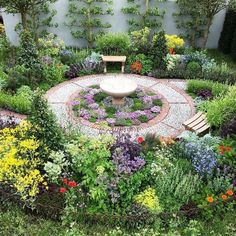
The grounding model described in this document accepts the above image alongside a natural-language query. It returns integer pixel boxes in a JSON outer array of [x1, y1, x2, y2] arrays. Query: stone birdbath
[[100, 78, 137, 105]]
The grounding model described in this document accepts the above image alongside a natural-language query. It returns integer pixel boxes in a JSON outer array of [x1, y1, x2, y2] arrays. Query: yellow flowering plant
[[165, 35, 185, 50], [134, 187, 162, 213], [0, 121, 47, 202]]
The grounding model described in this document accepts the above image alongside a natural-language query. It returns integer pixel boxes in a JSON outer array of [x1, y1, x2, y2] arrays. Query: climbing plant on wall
[[66, 0, 113, 48], [174, 0, 206, 48], [175, 0, 236, 48], [121, 0, 166, 32]]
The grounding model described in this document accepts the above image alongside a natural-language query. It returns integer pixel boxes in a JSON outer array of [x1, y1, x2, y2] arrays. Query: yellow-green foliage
[[134, 187, 162, 212], [165, 35, 185, 49], [202, 86, 236, 127], [0, 121, 47, 201], [0, 24, 5, 35]]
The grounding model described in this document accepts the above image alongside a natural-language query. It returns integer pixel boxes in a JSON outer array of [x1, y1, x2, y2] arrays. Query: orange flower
[[207, 196, 214, 203], [226, 189, 234, 196], [218, 145, 225, 151], [226, 146, 231, 152], [131, 61, 142, 74], [221, 194, 228, 200]]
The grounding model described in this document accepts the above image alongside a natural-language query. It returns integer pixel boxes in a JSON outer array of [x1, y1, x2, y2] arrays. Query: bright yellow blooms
[[165, 35, 185, 50], [134, 187, 162, 212], [0, 121, 46, 201]]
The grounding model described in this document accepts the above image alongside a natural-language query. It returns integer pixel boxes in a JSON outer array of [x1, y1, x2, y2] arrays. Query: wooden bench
[[101, 56, 127, 73], [183, 112, 210, 135]]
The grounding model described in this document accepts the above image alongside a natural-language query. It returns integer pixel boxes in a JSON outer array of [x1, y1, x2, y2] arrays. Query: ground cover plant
[[71, 85, 162, 127]]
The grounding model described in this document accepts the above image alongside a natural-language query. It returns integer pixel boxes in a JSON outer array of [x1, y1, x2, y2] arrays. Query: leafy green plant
[[66, 0, 113, 48], [96, 33, 131, 55], [186, 61, 201, 72], [29, 90, 64, 154], [128, 54, 153, 75], [150, 30, 168, 69], [187, 80, 229, 97], [200, 86, 236, 127], [121, 0, 165, 31]]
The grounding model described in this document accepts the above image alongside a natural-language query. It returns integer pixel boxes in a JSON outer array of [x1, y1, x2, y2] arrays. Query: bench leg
[[104, 62, 107, 74], [121, 62, 125, 73]]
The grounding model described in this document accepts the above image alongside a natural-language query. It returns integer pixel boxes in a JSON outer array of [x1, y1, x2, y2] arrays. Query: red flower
[[226, 146, 231, 152], [68, 181, 77, 187], [59, 187, 66, 193], [169, 48, 175, 54], [63, 178, 68, 185], [137, 136, 144, 143], [219, 145, 225, 151]]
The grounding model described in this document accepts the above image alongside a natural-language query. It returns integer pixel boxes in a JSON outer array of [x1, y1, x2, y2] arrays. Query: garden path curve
[[45, 74, 195, 138]]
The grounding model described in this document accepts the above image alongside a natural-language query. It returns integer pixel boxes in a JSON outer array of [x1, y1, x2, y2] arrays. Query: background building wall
[[2, 0, 226, 48]]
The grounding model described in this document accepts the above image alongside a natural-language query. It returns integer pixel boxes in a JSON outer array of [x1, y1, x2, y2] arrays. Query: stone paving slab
[[151, 83, 187, 103], [169, 81, 187, 90]]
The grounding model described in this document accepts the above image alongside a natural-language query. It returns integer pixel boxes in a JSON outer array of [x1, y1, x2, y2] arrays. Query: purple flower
[[152, 94, 162, 100], [115, 112, 129, 119], [88, 103, 99, 109], [71, 100, 80, 106], [128, 112, 139, 120], [95, 108, 107, 119], [106, 118, 116, 125], [141, 96, 153, 103], [151, 106, 161, 113], [79, 109, 91, 120]]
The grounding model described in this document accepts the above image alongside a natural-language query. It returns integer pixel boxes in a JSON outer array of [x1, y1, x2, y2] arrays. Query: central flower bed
[[71, 85, 162, 127]]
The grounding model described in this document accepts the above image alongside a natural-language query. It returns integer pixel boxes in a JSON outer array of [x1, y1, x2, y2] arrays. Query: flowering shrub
[[38, 34, 65, 57], [0, 121, 47, 202], [134, 188, 162, 212], [165, 35, 184, 50], [131, 61, 142, 74]]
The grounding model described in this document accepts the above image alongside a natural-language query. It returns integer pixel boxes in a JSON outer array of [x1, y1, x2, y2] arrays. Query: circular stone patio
[[45, 74, 195, 138]]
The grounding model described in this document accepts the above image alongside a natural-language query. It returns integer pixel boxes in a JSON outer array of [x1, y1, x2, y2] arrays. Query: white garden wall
[[2, 0, 226, 48]]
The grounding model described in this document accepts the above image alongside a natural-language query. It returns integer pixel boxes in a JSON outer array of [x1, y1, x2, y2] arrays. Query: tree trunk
[[202, 17, 213, 49], [21, 12, 28, 30]]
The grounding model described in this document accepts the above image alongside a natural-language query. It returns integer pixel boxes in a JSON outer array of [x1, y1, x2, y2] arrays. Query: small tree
[[150, 30, 168, 69], [0, 0, 57, 31], [218, 10, 236, 54], [174, 0, 206, 48], [201, 0, 236, 48], [66, 0, 113, 48], [122, 0, 165, 32]]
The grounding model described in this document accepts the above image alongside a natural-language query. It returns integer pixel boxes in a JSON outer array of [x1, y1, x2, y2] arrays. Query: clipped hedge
[[218, 10, 236, 54], [187, 80, 229, 97]]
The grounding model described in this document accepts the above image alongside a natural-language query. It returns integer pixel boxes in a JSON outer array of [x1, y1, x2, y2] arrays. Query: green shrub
[[231, 29, 236, 61], [74, 49, 91, 63], [94, 92, 107, 103], [128, 54, 153, 75], [105, 106, 116, 115], [187, 80, 229, 97], [186, 61, 201, 72], [131, 101, 144, 111], [29, 90, 64, 154], [153, 99, 163, 107], [96, 33, 131, 55], [218, 10, 236, 54], [138, 115, 148, 123], [0, 67, 7, 90], [201, 86, 236, 128], [150, 30, 168, 69], [0, 91, 32, 114]]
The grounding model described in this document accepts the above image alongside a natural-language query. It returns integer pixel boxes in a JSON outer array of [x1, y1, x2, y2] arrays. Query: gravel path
[[45, 74, 195, 138]]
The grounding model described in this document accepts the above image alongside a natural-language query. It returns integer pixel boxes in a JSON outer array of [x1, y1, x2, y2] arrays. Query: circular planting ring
[[45, 74, 195, 138]]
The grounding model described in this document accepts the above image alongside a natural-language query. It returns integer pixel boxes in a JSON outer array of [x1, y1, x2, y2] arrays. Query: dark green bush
[[105, 106, 116, 115], [231, 29, 236, 61], [218, 10, 236, 54], [187, 80, 229, 97], [29, 91, 64, 154], [150, 30, 168, 69], [138, 115, 148, 123], [94, 92, 107, 103], [186, 61, 201, 72], [96, 33, 131, 55]]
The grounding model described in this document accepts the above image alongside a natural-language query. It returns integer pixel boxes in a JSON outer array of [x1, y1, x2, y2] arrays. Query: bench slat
[[183, 112, 203, 127], [192, 120, 207, 131], [196, 124, 210, 135], [187, 114, 206, 129]]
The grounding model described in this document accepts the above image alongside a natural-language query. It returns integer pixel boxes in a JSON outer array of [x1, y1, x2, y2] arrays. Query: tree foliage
[[66, 0, 113, 48], [122, 0, 166, 32]]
